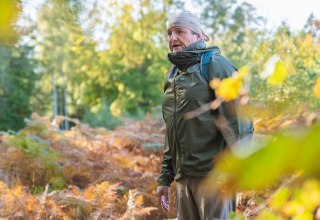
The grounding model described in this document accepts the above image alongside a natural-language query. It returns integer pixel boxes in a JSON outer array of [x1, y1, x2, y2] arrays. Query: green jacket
[[158, 41, 240, 186]]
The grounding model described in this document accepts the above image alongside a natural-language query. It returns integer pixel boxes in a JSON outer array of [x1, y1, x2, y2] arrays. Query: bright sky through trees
[[24, 0, 320, 32], [185, 0, 320, 31], [238, 0, 320, 31]]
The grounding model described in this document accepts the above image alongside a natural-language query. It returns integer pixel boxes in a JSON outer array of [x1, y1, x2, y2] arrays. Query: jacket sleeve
[[157, 133, 175, 186], [209, 55, 240, 146]]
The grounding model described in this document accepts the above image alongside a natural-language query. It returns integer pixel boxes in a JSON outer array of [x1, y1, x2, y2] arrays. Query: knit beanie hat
[[167, 11, 209, 41]]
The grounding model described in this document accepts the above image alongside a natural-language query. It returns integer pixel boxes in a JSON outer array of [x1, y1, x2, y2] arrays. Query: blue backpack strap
[[200, 50, 214, 82]]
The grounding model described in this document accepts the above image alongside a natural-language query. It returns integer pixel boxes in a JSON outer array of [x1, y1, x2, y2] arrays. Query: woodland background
[[0, 0, 320, 219]]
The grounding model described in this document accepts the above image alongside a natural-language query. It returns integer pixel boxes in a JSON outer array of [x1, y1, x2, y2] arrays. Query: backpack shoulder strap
[[201, 51, 255, 138], [200, 50, 214, 82]]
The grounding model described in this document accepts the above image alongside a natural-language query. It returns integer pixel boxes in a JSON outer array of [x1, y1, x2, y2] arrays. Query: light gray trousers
[[176, 177, 235, 220]]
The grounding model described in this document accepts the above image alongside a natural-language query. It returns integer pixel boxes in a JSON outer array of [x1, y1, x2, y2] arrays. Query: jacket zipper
[[173, 71, 183, 176]]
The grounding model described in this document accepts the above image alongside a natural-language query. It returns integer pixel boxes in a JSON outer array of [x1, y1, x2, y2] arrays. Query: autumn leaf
[[260, 55, 280, 79], [206, 125, 320, 193], [211, 66, 249, 101], [255, 210, 278, 220], [0, 0, 21, 44], [314, 78, 320, 98], [270, 187, 290, 210], [300, 179, 320, 211], [216, 77, 242, 101], [237, 65, 251, 79], [209, 78, 220, 89], [267, 61, 289, 85]]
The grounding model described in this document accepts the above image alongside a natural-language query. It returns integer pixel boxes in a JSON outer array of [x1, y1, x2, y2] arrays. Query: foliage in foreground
[[202, 53, 320, 219]]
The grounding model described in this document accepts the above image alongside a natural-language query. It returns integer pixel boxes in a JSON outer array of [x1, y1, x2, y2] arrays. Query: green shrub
[[82, 99, 121, 130]]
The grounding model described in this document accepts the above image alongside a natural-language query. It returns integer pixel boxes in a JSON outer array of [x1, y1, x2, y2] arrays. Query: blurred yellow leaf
[[209, 78, 220, 89], [110, 101, 122, 116], [117, 83, 125, 92], [213, 66, 249, 101], [255, 210, 277, 220], [260, 55, 280, 79], [0, 0, 16, 26], [237, 65, 250, 79], [295, 125, 320, 176], [293, 212, 313, 220], [270, 187, 290, 210], [216, 78, 242, 101], [300, 179, 320, 211], [282, 200, 302, 217], [0, 0, 21, 44], [206, 124, 320, 203], [314, 78, 320, 98], [267, 61, 289, 85]]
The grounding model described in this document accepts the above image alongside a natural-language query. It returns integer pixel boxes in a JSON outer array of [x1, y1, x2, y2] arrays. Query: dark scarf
[[168, 40, 206, 72]]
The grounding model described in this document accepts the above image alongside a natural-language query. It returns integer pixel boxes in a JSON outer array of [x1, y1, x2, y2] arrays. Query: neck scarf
[[168, 40, 205, 72]]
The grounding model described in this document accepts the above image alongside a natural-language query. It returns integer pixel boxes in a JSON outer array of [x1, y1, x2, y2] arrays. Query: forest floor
[[0, 113, 177, 220], [0, 109, 310, 220]]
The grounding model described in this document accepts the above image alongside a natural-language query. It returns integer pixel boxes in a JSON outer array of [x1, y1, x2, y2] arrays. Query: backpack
[[200, 51, 254, 140]]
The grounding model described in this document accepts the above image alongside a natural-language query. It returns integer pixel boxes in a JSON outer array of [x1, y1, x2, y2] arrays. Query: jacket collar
[[168, 40, 221, 72]]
